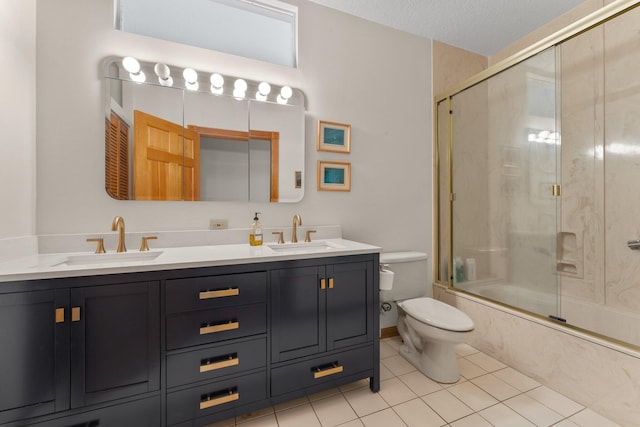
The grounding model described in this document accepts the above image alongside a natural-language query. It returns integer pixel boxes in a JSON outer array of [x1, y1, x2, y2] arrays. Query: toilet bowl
[[396, 297, 474, 383], [379, 251, 475, 383]]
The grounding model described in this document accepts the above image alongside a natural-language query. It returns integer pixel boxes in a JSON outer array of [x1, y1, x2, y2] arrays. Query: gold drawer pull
[[199, 288, 240, 300], [55, 308, 65, 323], [200, 355, 240, 373], [200, 320, 239, 335], [329, 278, 334, 289], [313, 363, 344, 379], [320, 278, 326, 290], [72, 307, 81, 322], [200, 389, 239, 410]]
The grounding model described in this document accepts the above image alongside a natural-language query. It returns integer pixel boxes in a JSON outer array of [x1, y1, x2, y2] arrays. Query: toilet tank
[[379, 251, 429, 302]]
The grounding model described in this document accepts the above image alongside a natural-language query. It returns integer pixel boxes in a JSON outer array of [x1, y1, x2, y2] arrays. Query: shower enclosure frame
[[434, 0, 640, 351]]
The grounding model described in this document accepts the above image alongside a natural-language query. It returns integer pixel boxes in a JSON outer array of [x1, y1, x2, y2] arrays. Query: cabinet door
[[70, 281, 160, 408], [0, 290, 69, 424], [326, 261, 374, 350], [270, 266, 326, 362]]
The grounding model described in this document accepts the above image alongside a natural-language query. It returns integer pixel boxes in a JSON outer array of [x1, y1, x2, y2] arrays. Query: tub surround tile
[[454, 291, 640, 426]]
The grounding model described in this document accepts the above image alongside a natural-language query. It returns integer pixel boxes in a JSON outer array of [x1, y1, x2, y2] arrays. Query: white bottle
[[465, 258, 476, 281]]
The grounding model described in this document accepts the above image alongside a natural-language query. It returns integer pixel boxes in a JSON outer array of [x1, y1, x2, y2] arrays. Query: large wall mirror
[[103, 56, 305, 202]]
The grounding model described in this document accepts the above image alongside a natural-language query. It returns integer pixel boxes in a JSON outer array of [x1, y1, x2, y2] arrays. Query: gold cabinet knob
[[86, 238, 105, 254], [140, 236, 158, 251]]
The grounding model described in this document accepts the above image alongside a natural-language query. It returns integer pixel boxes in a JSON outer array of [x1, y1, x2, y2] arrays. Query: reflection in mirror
[[103, 56, 305, 202]]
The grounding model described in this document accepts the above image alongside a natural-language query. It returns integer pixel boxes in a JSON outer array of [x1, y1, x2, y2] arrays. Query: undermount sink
[[53, 251, 163, 267], [265, 240, 344, 254]]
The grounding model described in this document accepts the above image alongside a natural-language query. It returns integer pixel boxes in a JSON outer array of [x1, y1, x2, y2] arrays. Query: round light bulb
[[276, 94, 288, 104], [234, 78, 248, 92], [210, 73, 224, 88], [131, 70, 146, 83], [122, 56, 141, 74], [210, 85, 224, 95], [159, 76, 173, 87], [154, 63, 171, 80], [258, 82, 271, 96], [183, 68, 198, 84], [233, 87, 246, 99], [255, 91, 267, 101], [280, 85, 293, 100]]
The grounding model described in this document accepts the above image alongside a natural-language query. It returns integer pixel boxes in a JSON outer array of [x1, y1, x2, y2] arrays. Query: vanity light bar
[[103, 56, 303, 106]]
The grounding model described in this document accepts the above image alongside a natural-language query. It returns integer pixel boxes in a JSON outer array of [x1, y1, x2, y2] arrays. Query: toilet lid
[[398, 297, 474, 332]]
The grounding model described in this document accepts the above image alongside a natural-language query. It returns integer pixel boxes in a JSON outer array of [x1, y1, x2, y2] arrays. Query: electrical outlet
[[209, 219, 228, 230]]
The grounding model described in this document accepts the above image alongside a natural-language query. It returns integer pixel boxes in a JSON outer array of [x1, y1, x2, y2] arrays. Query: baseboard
[[380, 326, 399, 339]]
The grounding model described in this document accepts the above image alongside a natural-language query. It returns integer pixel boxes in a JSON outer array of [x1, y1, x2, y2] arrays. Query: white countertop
[[0, 238, 381, 283]]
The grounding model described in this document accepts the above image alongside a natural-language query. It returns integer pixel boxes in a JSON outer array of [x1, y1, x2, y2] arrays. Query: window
[[115, 0, 298, 68]]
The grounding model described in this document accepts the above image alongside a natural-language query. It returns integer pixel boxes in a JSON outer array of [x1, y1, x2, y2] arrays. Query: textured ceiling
[[307, 0, 586, 56]]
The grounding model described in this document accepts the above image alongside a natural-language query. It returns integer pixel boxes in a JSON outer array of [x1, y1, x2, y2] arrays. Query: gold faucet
[[291, 214, 302, 243], [111, 216, 127, 253]]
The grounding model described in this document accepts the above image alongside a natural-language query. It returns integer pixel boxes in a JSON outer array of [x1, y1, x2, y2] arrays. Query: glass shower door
[[449, 47, 560, 319]]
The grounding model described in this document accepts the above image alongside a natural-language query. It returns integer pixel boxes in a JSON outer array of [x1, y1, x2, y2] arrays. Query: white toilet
[[380, 252, 474, 383]]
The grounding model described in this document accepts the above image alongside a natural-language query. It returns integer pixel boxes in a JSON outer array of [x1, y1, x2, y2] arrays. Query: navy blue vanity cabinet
[[164, 271, 269, 426], [0, 279, 161, 426], [0, 290, 69, 425], [270, 256, 380, 397], [69, 281, 160, 408]]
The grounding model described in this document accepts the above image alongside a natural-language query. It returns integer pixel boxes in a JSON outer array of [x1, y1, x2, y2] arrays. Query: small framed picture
[[317, 120, 351, 153], [317, 161, 351, 192]]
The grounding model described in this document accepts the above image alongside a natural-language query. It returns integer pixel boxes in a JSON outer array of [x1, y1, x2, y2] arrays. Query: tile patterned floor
[[207, 337, 622, 427]]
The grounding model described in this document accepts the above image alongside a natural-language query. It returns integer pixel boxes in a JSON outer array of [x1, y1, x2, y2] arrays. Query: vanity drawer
[[167, 338, 266, 388], [271, 346, 373, 396], [166, 371, 266, 426], [166, 303, 266, 350], [166, 271, 267, 314]]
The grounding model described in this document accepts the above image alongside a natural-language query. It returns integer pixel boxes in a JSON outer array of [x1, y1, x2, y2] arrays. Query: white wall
[[0, 0, 36, 241], [35, 0, 432, 266]]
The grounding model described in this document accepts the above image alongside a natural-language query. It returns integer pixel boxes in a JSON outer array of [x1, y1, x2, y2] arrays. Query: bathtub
[[456, 280, 640, 347]]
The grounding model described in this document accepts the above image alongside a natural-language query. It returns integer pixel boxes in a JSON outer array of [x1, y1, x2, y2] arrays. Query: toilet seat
[[398, 297, 474, 332]]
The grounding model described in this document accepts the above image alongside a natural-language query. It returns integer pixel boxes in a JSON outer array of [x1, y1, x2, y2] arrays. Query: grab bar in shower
[[627, 240, 640, 250]]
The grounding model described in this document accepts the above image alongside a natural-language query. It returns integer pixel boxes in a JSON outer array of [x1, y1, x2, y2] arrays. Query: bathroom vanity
[[0, 240, 379, 426]]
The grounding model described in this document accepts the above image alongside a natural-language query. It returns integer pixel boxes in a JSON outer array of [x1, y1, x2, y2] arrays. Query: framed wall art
[[317, 161, 351, 192], [317, 120, 351, 153]]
